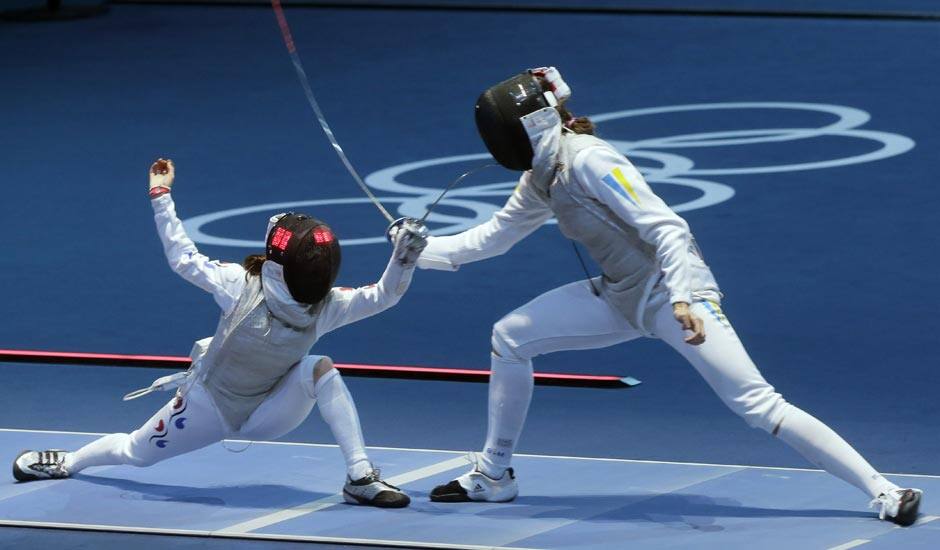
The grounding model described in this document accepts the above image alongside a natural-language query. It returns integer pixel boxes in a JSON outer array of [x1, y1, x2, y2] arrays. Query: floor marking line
[[502, 465, 745, 547], [0, 428, 111, 437], [825, 514, 940, 550], [915, 515, 940, 525], [826, 539, 871, 550], [214, 455, 469, 535], [3, 427, 940, 479], [0, 519, 541, 550]]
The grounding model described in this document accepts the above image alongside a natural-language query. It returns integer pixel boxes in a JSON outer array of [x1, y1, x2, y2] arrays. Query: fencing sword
[[269, 0, 495, 237], [270, 0, 394, 224]]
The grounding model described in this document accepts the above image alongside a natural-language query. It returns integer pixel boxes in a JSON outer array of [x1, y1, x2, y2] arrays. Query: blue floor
[[3, 429, 938, 549], [1, 1, 939, 548]]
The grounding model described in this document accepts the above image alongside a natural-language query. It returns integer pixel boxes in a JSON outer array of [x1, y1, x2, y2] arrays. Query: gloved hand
[[529, 66, 571, 103], [389, 217, 429, 266], [149, 158, 175, 199]]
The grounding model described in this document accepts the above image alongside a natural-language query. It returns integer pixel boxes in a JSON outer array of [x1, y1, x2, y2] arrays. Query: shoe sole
[[342, 489, 410, 508], [430, 491, 517, 503], [429, 491, 473, 503]]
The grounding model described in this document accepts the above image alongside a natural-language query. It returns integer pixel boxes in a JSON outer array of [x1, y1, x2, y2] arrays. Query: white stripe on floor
[[825, 515, 940, 550], [214, 455, 469, 535], [826, 539, 870, 550], [0, 519, 540, 550]]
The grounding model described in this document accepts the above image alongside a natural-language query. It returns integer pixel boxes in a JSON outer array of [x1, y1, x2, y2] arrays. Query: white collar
[[521, 106, 564, 192], [261, 261, 318, 328]]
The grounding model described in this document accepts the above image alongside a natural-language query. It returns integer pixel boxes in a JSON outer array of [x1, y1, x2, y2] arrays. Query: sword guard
[[386, 217, 427, 243]]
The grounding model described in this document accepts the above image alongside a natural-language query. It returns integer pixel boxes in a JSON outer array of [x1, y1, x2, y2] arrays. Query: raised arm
[[149, 159, 246, 314], [417, 172, 553, 271], [315, 222, 428, 335]]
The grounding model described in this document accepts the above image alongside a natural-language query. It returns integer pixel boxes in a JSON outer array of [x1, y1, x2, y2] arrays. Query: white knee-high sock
[[776, 406, 897, 498], [65, 433, 133, 473], [479, 353, 534, 478], [315, 369, 371, 480]]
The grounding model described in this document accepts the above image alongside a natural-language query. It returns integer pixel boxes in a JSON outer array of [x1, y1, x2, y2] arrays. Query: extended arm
[[149, 159, 246, 314], [316, 223, 427, 334], [417, 172, 553, 270]]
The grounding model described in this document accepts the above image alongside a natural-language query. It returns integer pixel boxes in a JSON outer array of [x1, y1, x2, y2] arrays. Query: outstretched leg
[[12, 383, 226, 482], [653, 300, 920, 524], [431, 279, 641, 502]]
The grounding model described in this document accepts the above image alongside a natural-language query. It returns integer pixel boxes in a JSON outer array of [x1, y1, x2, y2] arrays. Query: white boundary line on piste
[[3, 428, 938, 548], [215, 455, 469, 534], [0, 519, 542, 550], [2, 427, 938, 479], [824, 515, 940, 550]]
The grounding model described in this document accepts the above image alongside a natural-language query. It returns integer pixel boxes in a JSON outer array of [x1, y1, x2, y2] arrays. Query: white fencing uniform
[[66, 194, 414, 477], [419, 125, 898, 500]]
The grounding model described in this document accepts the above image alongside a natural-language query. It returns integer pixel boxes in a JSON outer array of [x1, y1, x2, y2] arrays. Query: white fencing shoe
[[430, 453, 518, 503], [871, 488, 923, 526], [342, 469, 410, 508], [13, 450, 70, 482]]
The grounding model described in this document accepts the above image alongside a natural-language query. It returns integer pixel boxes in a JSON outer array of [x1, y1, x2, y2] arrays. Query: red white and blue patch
[[149, 396, 188, 449]]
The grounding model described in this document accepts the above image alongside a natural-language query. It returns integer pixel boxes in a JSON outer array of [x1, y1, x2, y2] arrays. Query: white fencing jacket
[[152, 193, 414, 428], [418, 130, 719, 334]]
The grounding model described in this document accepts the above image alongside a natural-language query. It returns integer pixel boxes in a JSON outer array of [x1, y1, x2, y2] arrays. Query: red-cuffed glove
[[149, 158, 175, 199]]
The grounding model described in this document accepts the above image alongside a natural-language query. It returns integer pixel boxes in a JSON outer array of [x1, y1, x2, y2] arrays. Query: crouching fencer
[[417, 68, 922, 525], [13, 159, 428, 508]]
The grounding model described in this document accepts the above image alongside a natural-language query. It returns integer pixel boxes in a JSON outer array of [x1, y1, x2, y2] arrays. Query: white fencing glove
[[529, 66, 571, 103], [388, 217, 429, 266], [149, 158, 175, 199]]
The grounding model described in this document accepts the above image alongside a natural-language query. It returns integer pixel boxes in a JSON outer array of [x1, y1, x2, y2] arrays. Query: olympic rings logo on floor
[[183, 102, 914, 248]]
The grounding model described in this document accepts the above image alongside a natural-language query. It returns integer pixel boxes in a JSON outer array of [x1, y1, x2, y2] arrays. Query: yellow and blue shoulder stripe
[[601, 166, 642, 207]]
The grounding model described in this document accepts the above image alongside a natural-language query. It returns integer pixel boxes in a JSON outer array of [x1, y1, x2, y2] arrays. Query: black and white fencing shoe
[[430, 453, 518, 503], [342, 469, 410, 508], [13, 450, 70, 482], [871, 488, 923, 526]]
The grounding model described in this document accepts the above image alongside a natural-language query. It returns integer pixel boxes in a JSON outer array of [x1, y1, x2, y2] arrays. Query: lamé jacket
[[151, 193, 415, 429]]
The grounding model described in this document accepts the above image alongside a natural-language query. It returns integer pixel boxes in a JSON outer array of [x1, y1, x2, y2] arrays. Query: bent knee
[[492, 317, 528, 362], [313, 356, 335, 382]]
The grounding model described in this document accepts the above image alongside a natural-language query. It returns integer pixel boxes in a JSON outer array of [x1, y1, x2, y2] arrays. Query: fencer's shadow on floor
[[74, 474, 332, 508], [414, 492, 871, 527]]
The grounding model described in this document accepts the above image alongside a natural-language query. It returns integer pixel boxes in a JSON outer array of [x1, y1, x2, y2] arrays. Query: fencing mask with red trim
[[265, 213, 341, 304]]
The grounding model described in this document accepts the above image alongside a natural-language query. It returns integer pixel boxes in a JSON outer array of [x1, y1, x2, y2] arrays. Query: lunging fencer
[[417, 68, 922, 525], [13, 159, 428, 508]]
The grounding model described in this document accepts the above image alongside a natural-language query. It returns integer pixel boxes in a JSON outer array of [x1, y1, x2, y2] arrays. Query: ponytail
[[536, 76, 595, 135], [243, 254, 265, 278]]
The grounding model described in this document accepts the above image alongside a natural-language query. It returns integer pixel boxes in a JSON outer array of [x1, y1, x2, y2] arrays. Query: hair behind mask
[[243, 254, 265, 278]]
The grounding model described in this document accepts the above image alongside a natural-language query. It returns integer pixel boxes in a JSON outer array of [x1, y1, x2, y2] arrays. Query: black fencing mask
[[475, 72, 557, 171], [265, 213, 341, 304]]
